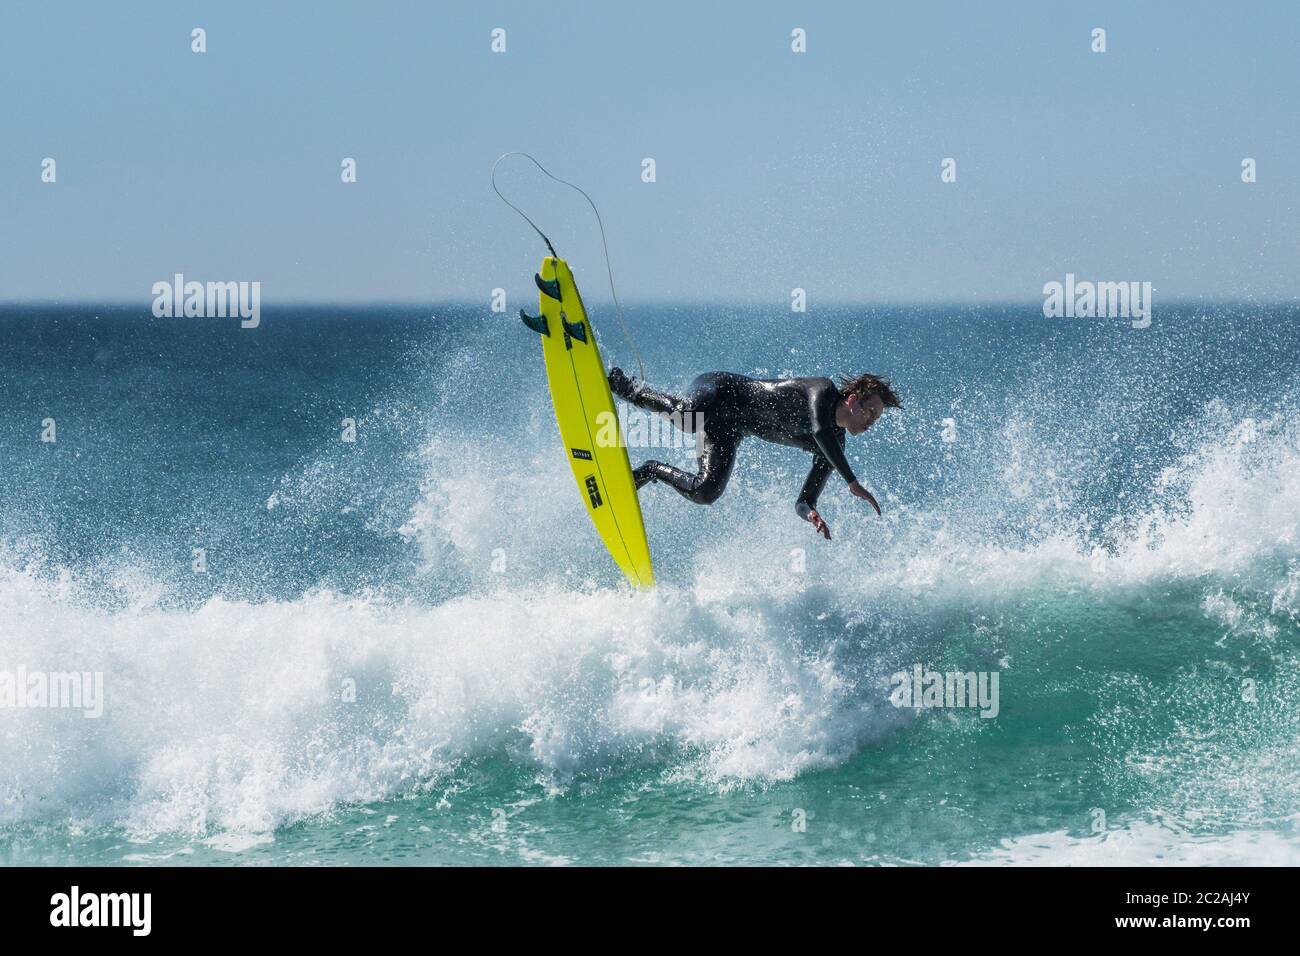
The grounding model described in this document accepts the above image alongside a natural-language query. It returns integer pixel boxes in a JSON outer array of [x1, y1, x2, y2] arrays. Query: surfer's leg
[[610, 368, 722, 435], [609, 367, 691, 420], [633, 430, 739, 504]]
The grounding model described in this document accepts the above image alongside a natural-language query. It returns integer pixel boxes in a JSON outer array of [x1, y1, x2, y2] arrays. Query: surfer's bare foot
[[807, 508, 831, 540]]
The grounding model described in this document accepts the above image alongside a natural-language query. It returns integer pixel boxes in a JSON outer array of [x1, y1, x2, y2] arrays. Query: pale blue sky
[[2, 1, 1296, 304]]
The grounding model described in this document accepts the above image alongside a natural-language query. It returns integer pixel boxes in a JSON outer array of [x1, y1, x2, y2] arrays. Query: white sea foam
[[958, 819, 1300, 866], [0, 568, 911, 837], [0, 402, 1296, 841]]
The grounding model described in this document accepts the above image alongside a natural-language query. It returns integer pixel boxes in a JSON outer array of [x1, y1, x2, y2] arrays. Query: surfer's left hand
[[848, 481, 881, 515]]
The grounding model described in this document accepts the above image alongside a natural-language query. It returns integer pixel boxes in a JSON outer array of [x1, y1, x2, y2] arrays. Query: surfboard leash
[[490, 151, 647, 382]]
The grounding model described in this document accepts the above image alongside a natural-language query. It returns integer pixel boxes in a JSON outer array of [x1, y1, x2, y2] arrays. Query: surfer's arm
[[811, 426, 857, 485], [795, 455, 832, 521], [796, 456, 834, 539], [812, 424, 881, 516]]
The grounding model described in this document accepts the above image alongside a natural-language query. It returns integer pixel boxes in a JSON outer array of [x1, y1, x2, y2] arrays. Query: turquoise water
[[1, 302, 1298, 865]]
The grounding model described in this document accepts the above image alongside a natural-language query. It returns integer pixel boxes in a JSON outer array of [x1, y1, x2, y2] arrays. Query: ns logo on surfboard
[[583, 475, 604, 509]]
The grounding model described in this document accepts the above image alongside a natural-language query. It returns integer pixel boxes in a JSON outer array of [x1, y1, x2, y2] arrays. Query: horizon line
[[2, 296, 1296, 311]]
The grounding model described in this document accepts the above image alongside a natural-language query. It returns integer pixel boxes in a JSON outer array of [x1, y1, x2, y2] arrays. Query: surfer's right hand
[[807, 509, 831, 540]]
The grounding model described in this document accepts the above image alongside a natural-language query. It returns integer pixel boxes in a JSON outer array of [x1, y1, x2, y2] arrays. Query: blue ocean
[[1, 299, 1297, 865]]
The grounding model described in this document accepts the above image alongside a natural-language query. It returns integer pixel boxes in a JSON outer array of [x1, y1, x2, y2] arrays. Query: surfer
[[608, 369, 900, 540]]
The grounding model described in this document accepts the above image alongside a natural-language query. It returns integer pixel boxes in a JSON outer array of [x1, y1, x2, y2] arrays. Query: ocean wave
[[1, 389, 1297, 841]]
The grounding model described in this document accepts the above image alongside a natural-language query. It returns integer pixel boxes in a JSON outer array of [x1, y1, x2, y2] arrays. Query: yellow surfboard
[[521, 257, 654, 587]]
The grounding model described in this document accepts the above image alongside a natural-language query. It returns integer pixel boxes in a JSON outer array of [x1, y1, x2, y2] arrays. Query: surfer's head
[[836, 373, 901, 435]]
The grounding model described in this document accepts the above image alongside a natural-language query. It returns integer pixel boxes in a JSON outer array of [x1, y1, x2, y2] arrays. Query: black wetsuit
[[611, 371, 856, 519]]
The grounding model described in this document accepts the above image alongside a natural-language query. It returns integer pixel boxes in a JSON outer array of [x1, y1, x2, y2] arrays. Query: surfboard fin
[[534, 273, 561, 300], [519, 309, 549, 336], [562, 316, 587, 343]]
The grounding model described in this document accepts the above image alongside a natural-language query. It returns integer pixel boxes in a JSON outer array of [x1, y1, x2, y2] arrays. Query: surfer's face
[[844, 394, 886, 435]]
